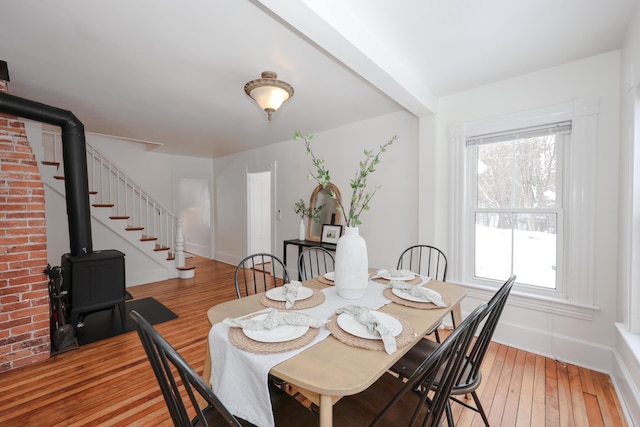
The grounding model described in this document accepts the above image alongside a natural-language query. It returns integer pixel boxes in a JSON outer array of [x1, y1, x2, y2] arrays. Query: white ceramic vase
[[333, 226, 369, 299], [298, 219, 306, 241]]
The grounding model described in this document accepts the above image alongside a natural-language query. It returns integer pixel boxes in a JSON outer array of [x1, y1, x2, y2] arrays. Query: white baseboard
[[614, 323, 640, 426], [492, 319, 613, 373]]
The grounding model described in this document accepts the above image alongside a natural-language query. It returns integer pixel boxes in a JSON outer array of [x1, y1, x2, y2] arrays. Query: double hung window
[[468, 123, 569, 293], [451, 100, 598, 310]]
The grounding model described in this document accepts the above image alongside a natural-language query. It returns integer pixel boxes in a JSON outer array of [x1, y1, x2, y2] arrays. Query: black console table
[[283, 239, 337, 270]]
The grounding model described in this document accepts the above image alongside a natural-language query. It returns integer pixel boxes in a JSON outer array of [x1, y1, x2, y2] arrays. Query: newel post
[[175, 216, 185, 268]]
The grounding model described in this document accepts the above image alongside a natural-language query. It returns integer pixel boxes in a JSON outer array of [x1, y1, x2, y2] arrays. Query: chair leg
[[434, 328, 441, 343], [445, 401, 454, 427], [471, 391, 490, 427]]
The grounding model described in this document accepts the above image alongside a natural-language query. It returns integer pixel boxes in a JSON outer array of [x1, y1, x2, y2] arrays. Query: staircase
[[39, 130, 195, 281]]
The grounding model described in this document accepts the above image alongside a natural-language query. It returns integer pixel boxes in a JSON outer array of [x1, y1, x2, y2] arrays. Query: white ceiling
[[0, 0, 637, 158]]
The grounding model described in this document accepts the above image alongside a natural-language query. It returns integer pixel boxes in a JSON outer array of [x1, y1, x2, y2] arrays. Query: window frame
[[466, 130, 567, 298], [450, 99, 599, 312]]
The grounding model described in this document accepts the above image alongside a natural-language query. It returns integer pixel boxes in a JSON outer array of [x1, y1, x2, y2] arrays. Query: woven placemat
[[372, 275, 423, 286], [383, 288, 451, 309], [316, 275, 335, 286], [326, 313, 415, 352], [259, 289, 326, 310], [229, 324, 320, 354]]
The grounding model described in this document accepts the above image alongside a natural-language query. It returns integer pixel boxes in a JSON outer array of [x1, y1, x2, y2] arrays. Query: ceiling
[[0, 0, 637, 158]]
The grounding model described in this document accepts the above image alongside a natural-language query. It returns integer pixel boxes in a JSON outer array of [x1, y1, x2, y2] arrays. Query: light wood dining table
[[203, 276, 466, 427]]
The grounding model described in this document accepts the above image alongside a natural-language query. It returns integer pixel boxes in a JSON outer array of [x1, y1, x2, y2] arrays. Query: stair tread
[[53, 175, 65, 180], [41, 161, 60, 167], [177, 266, 196, 271], [93, 203, 115, 208], [140, 237, 157, 242], [126, 227, 145, 231], [109, 216, 130, 220], [154, 246, 170, 252], [89, 191, 98, 195]]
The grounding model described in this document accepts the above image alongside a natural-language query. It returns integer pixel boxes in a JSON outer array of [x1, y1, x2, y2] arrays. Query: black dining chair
[[130, 310, 317, 427], [234, 253, 290, 299], [397, 244, 449, 342], [327, 303, 487, 427], [297, 247, 335, 281], [389, 275, 516, 426]]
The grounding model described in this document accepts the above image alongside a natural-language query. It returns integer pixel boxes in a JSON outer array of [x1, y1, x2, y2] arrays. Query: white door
[[247, 171, 271, 254]]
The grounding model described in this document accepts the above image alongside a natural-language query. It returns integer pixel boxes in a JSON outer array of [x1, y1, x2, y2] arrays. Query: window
[[468, 123, 569, 293], [450, 100, 598, 310]]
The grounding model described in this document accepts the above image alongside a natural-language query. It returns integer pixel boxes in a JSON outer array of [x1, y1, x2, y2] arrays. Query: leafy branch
[[293, 198, 324, 223], [294, 131, 396, 227]]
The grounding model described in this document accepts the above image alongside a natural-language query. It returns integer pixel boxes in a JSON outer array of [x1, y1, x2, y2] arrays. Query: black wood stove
[[0, 91, 127, 330]]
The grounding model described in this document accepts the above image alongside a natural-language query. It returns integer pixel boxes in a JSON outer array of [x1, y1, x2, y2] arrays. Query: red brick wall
[[0, 79, 51, 372]]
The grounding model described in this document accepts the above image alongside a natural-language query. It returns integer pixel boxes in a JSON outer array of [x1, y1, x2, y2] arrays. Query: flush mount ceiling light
[[244, 71, 294, 121]]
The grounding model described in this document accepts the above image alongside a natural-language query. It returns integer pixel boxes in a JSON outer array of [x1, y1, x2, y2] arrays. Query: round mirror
[[307, 183, 342, 242]]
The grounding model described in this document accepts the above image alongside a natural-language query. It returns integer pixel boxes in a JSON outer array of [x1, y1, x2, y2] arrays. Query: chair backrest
[[372, 303, 487, 427], [397, 245, 448, 281], [458, 274, 516, 388], [129, 310, 243, 427], [234, 253, 290, 298], [297, 246, 335, 281]]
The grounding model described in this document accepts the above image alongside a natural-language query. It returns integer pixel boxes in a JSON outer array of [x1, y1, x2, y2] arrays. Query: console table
[[282, 239, 336, 271]]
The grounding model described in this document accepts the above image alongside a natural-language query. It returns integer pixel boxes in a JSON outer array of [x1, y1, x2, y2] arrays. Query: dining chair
[[397, 244, 449, 342], [297, 246, 335, 281], [234, 253, 290, 299], [397, 244, 448, 281], [129, 309, 245, 426], [389, 274, 516, 426], [329, 303, 487, 427], [130, 310, 317, 427]]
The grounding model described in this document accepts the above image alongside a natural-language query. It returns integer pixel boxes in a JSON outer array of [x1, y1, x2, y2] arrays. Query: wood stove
[[61, 250, 126, 327]]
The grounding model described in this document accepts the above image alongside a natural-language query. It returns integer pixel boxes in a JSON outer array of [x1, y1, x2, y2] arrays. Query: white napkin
[[387, 280, 447, 307], [282, 280, 301, 309], [336, 305, 397, 354], [223, 308, 328, 330], [371, 268, 414, 279]]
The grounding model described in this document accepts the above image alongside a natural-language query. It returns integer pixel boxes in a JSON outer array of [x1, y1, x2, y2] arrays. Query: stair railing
[[42, 130, 185, 267]]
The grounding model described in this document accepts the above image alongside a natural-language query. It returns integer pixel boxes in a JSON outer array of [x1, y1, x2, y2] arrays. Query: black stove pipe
[[0, 92, 92, 256]]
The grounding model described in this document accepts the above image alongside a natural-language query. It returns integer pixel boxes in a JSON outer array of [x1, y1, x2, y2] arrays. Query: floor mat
[[75, 297, 178, 346]]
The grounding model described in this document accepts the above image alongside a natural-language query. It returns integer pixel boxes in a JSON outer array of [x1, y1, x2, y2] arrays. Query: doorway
[[175, 177, 211, 258]]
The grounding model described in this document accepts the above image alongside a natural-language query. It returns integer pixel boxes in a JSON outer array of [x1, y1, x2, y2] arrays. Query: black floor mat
[[75, 297, 178, 346]]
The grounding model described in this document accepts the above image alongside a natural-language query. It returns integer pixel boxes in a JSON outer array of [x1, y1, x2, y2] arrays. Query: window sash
[[466, 129, 566, 294]]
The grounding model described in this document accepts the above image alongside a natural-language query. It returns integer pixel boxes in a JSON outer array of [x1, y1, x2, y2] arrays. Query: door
[[247, 170, 272, 255]]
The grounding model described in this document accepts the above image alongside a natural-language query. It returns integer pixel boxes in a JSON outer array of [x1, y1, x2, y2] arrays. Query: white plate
[[323, 272, 335, 281], [382, 272, 416, 281], [337, 311, 402, 340], [242, 314, 309, 343], [265, 286, 313, 302], [392, 287, 434, 303]]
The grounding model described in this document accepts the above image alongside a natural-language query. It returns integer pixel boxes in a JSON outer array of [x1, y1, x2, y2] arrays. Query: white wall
[[429, 51, 621, 375], [212, 111, 419, 271]]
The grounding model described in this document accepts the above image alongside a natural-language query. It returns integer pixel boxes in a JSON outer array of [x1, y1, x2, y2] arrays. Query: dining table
[[203, 272, 466, 427]]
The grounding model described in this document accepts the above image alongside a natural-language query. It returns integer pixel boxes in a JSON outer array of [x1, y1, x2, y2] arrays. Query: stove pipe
[[0, 92, 92, 255]]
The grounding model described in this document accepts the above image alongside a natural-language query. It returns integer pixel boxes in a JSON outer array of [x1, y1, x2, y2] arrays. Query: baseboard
[[614, 323, 640, 425], [491, 319, 613, 373]]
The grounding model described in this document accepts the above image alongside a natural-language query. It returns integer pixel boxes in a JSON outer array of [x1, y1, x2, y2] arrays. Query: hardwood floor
[[0, 257, 628, 426]]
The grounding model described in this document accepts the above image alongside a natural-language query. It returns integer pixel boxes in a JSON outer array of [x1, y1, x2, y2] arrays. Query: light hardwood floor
[[0, 257, 628, 426]]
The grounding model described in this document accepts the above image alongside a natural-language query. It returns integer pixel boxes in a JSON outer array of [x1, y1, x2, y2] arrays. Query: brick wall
[[0, 79, 51, 372]]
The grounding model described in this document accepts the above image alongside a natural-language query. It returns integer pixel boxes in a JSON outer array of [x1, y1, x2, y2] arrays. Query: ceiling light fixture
[[244, 71, 294, 121]]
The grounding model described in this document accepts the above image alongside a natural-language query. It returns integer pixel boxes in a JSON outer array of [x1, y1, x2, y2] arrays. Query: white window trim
[[450, 98, 599, 317]]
